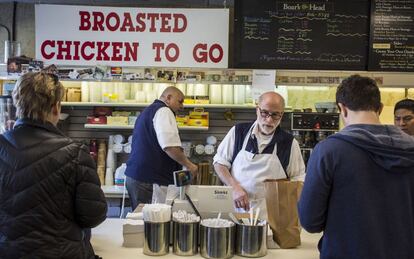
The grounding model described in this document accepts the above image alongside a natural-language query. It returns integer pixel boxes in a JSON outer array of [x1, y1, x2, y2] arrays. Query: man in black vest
[[213, 92, 305, 218], [125, 87, 198, 210]]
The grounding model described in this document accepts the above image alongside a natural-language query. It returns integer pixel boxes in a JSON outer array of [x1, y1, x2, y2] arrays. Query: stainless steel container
[[235, 221, 267, 257], [200, 224, 235, 259], [172, 221, 199, 256], [143, 221, 170, 256]]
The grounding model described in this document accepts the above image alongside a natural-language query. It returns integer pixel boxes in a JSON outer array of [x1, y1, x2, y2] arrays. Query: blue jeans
[[126, 176, 153, 210]]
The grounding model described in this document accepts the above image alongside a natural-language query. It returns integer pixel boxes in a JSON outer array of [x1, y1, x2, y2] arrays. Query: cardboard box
[[66, 88, 81, 102], [107, 116, 128, 125], [188, 108, 209, 127]]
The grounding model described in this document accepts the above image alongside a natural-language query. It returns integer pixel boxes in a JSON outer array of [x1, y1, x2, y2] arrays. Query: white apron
[[231, 126, 288, 220]]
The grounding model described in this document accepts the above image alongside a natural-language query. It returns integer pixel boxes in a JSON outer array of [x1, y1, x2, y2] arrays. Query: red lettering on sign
[[147, 13, 159, 32], [173, 14, 187, 32], [73, 41, 80, 60], [92, 12, 105, 31], [41, 40, 55, 59], [56, 41, 72, 60], [153, 43, 164, 61], [120, 12, 135, 32], [209, 44, 223, 63], [165, 43, 179, 62], [160, 13, 172, 32], [106, 12, 120, 31], [135, 13, 146, 32], [124, 42, 139, 61], [79, 11, 91, 30], [81, 41, 95, 60], [193, 43, 207, 63], [96, 41, 110, 61], [111, 42, 123, 61]]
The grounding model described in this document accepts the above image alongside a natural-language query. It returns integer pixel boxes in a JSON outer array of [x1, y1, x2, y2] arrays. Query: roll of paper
[[245, 85, 253, 104], [131, 83, 143, 93], [186, 84, 195, 97], [142, 83, 153, 92], [233, 85, 246, 104], [209, 84, 222, 104], [81, 81, 89, 102], [123, 82, 132, 100], [114, 83, 125, 102], [89, 82, 102, 102], [194, 84, 208, 96], [222, 84, 234, 104], [135, 91, 146, 103], [101, 82, 114, 102], [146, 91, 158, 103]]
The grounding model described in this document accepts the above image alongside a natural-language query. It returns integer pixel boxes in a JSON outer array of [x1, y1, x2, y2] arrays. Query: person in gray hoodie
[[298, 75, 414, 259]]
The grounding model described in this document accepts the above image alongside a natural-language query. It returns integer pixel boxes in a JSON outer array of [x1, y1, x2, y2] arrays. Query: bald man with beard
[[213, 92, 305, 219]]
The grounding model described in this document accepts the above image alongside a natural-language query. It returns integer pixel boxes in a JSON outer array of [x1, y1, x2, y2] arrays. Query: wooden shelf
[[84, 124, 209, 131], [62, 102, 256, 109]]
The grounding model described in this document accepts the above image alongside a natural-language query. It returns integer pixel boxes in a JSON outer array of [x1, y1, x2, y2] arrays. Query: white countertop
[[101, 185, 129, 198], [91, 218, 322, 259]]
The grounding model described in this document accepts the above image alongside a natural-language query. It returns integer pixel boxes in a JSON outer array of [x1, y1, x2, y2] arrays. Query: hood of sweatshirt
[[330, 124, 414, 172]]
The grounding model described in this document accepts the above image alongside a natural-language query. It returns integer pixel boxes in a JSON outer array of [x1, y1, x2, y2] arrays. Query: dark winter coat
[[0, 119, 107, 259]]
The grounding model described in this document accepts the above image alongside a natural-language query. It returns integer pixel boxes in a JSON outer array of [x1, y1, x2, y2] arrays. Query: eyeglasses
[[395, 115, 414, 124], [258, 107, 283, 120]]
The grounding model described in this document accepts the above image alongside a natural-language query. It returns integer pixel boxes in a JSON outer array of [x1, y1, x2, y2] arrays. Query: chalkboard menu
[[234, 0, 370, 70], [369, 0, 414, 71]]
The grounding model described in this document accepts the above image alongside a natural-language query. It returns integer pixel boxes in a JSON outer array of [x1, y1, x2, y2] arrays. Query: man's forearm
[[164, 146, 194, 168]]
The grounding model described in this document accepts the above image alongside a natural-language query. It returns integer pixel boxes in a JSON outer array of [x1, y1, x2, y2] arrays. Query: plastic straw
[[253, 208, 260, 226]]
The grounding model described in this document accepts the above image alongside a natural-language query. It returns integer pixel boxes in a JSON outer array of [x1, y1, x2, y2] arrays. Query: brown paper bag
[[264, 179, 303, 248]]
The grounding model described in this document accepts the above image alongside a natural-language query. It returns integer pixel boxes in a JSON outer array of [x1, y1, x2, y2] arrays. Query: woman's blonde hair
[[12, 72, 65, 121]]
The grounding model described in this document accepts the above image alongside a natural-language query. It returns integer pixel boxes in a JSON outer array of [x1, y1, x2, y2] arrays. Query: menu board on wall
[[234, 0, 370, 70], [369, 0, 414, 71]]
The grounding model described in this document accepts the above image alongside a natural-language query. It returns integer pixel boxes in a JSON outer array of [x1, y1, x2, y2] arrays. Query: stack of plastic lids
[[114, 82, 125, 102], [245, 85, 253, 104], [89, 81, 102, 102], [222, 84, 234, 104], [209, 84, 222, 104], [81, 82, 89, 102], [233, 85, 246, 105], [142, 204, 172, 222], [194, 84, 208, 96], [186, 84, 195, 98], [142, 83, 153, 93]]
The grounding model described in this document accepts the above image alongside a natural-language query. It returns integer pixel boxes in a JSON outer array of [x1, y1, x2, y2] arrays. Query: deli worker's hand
[[233, 184, 250, 211], [187, 163, 198, 179]]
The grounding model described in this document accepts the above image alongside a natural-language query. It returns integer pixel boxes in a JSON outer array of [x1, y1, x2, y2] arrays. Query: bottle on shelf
[[115, 163, 127, 187]]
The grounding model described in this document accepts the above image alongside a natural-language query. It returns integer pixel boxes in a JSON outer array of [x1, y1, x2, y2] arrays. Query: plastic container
[[144, 221, 170, 256], [200, 224, 235, 259], [173, 221, 199, 256], [114, 163, 127, 186], [235, 221, 267, 257]]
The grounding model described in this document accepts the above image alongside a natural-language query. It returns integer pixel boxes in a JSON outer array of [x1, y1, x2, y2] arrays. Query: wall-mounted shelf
[[84, 124, 209, 131], [62, 102, 255, 109]]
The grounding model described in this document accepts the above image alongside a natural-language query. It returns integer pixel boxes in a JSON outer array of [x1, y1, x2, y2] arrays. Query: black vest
[[232, 122, 294, 178]]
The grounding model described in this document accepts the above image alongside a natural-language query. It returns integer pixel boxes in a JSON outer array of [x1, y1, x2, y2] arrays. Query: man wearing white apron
[[213, 92, 305, 220]]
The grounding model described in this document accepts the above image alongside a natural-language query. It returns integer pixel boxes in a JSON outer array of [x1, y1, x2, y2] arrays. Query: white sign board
[[251, 69, 276, 102], [35, 5, 229, 68]]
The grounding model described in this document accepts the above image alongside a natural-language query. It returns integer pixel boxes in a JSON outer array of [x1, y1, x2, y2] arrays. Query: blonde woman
[[0, 72, 107, 259]]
